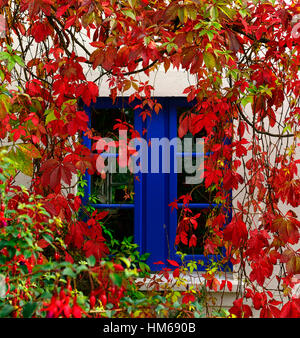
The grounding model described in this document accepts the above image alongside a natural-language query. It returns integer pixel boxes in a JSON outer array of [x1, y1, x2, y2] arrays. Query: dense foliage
[[0, 0, 299, 318]]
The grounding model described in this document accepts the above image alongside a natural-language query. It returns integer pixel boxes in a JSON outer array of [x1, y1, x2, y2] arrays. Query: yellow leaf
[[178, 7, 188, 24], [203, 52, 216, 70], [0, 94, 10, 119], [17, 144, 41, 159]]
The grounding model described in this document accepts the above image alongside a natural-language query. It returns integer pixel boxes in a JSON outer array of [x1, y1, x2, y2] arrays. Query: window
[[82, 97, 232, 271]]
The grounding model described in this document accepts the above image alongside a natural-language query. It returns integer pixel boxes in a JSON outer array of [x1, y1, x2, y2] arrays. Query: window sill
[[136, 271, 239, 293]]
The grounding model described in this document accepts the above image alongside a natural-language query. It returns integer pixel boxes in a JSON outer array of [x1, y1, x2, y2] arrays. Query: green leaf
[[187, 7, 197, 21], [8, 246, 16, 259], [122, 9, 136, 21], [7, 60, 16, 72], [0, 52, 10, 61], [62, 267, 77, 278], [283, 123, 292, 134], [45, 109, 57, 125], [87, 255, 96, 267], [0, 304, 15, 318], [109, 273, 122, 287], [0, 240, 8, 250], [241, 95, 253, 108], [166, 43, 177, 54], [6, 147, 32, 177], [22, 302, 37, 318], [140, 252, 150, 261], [13, 55, 25, 67], [139, 262, 150, 272], [76, 265, 88, 273], [194, 23, 203, 30], [155, 304, 166, 314], [23, 250, 33, 259], [206, 30, 215, 42], [42, 234, 53, 244]]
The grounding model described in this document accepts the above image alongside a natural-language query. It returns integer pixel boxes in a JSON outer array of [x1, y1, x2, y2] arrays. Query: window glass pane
[[89, 107, 135, 247], [102, 209, 134, 245], [177, 172, 216, 203], [91, 171, 134, 204], [176, 107, 214, 256], [90, 107, 135, 204], [91, 107, 134, 139], [177, 107, 215, 203]]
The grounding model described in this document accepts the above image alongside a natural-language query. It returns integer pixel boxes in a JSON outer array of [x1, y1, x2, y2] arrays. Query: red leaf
[[272, 213, 300, 245], [153, 261, 165, 265], [180, 231, 188, 245], [182, 293, 196, 304], [83, 239, 109, 260], [76, 82, 99, 106], [93, 210, 109, 221], [169, 200, 178, 212], [40, 159, 77, 190], [229, 298, 253, 318], [24, 0, 53, 18], [65, 221, 85, 249], [31, 21, 52, 42], [173, 268, 180, 278], [253, 292, 263, 310], [167, 259, 179, 267], [32, 135, 40, 144], [220, 280, 226, 290], [224, 216, 248, 247], [235, 139, 248, 157], [223, 170, 243, 191], [280, 300, 300, 318], [65, 251, 74, 263], [189, 234, 197, 248], [227, 280, 233, 292], [65, 15, 76, 30], [113, 264, 124, 271], [56, 4, 70, 17], [178, 115, 189, 138]]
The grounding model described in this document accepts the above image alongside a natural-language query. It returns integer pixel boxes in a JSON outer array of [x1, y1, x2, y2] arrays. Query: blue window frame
[[82, 97, 232, 271]]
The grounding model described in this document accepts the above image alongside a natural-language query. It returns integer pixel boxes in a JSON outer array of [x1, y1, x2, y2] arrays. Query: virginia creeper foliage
[[0, 0, 299, 318]]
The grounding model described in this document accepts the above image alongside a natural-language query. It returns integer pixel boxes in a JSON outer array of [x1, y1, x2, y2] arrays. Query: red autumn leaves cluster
[[65, 210, 109, 261]]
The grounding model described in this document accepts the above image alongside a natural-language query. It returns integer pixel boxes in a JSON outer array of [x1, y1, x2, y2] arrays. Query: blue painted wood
[[143, 97, 169, 268], [177, 203, 218, 208], [133, 104, 145, 255], [82, 104, 92, 207], [168, 99, 178, 264], [90, 204, 134, 209], [82, 97, 232, 272]]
